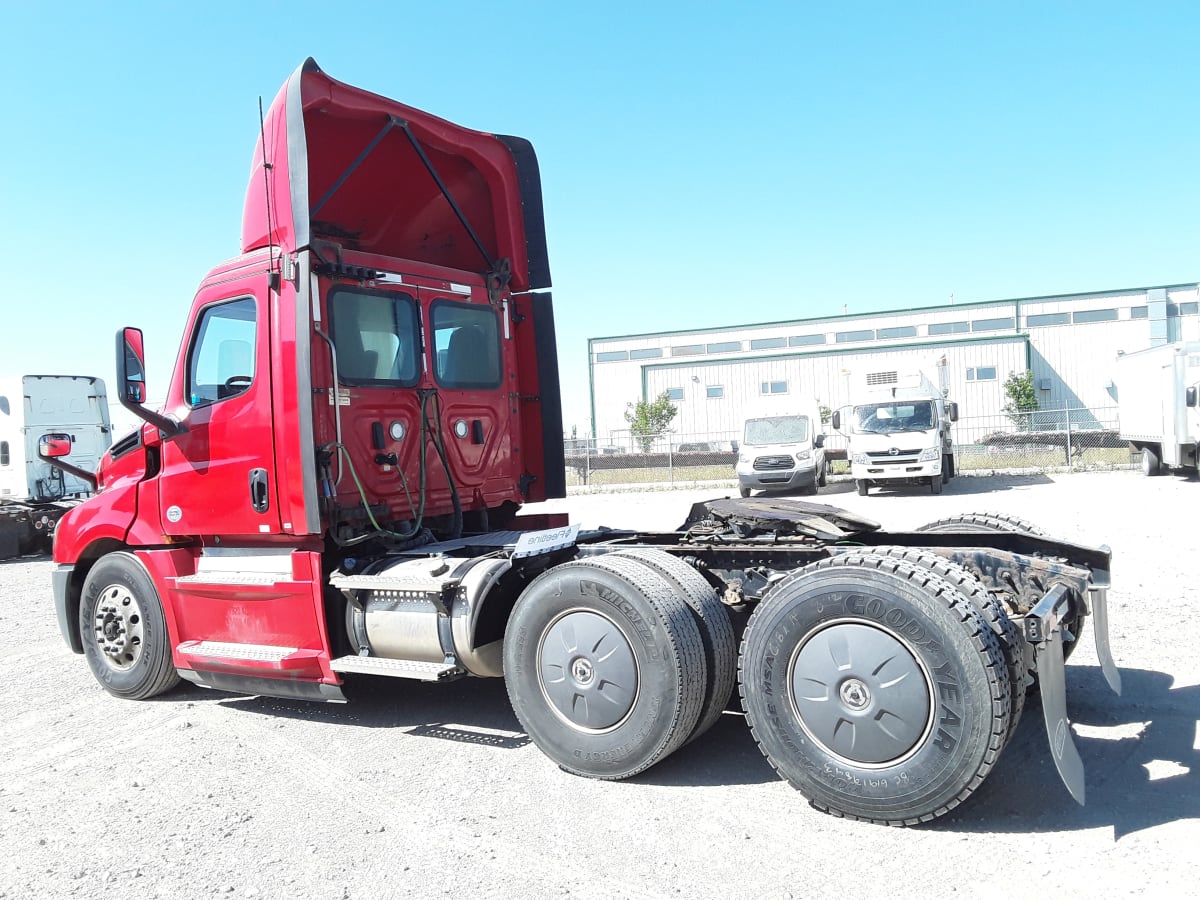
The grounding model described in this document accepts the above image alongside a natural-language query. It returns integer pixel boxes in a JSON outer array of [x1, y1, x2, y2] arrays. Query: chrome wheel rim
[[92, 584, 145, 672]]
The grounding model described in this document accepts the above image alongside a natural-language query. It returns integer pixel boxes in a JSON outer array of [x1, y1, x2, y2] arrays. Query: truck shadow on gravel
[[940, 665, 1198, 838], [197, 663, 1193, 831]]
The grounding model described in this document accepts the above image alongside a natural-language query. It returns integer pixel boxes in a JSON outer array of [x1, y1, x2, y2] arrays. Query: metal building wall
[[588, 283, 1200, 443]]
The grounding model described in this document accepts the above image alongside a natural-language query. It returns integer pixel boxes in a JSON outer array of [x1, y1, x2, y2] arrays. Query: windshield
[[744, 416, 809, 446], [852, 400, 935, 435]]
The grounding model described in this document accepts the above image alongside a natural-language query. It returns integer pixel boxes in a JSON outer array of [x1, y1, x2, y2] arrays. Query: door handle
[[249, 468, 270, 514]]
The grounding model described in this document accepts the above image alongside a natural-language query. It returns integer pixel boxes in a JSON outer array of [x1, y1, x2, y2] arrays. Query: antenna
[[258, 97, 279, 290]]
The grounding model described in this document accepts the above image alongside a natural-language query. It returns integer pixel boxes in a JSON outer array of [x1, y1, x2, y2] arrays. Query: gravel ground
[[1, 470, 1197, 899]]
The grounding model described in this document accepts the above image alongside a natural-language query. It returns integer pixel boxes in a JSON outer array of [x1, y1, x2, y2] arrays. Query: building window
[[971, 317, 1015, 332], [0, 441, 8, 466], [666, 387, 684, 400], [1180, 302, 1199, 315], [760, 381, 788, 395], [789, 334, 826, 346], [1130, 305, 1148, 319], [929, 321, 969, 335], [876, 325, 917, 339], [595, 350, 629, 362], [629, 348, 662, 360], [706, 385, 724, 399], [966, 366, 997, 381], [1026, 312, 1070, 327], [706, 341, 741, 353], [750, 337, 786, 350], [671, 344, 705, 357], [836, 329, 874, 343], [1072, 308, 1118, 324]]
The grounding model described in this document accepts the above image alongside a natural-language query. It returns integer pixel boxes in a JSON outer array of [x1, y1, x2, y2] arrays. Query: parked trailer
[[1115, 341, 1200, 476], [0, 375, 111, 557], [45, 60, 1119, 825]]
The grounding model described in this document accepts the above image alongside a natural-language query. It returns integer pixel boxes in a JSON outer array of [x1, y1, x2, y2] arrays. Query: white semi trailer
[[0, 375, 112, 556], [1115, 341, 1200, 477]]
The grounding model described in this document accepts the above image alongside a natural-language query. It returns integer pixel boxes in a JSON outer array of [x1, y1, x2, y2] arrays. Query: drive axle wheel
[[79, 553, 180, 700], [504, 556, 706, 780], [612, 548, 737, 742], [739, 552, 1010, 825], [866, 547, 1025, 747]]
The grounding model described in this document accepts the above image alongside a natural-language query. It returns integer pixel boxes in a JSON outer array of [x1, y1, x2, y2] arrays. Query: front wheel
[[738, 485, 751, 498], [739, 553, 1010, 825], [79, 553, 181, 700], [930, 473, 943, 494], [856, 479, 869, 496]]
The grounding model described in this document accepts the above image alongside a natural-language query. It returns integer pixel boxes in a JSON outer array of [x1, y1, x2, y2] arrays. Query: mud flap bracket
[[1024, 582, 1086, 805]]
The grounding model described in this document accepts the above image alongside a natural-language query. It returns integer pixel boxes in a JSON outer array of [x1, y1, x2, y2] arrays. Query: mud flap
[[1089, 585, 1122, 695], [1024, 583, 1086, 805]]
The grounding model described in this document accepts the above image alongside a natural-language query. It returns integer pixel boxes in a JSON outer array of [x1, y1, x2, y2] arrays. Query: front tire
[[79, 553, 180, 700], [930, 474, 943, 494], [739, 552, 1010, 825], [504, 556, 706, 780], [856, 479, 869, 496], [738, 485, 751, 498]]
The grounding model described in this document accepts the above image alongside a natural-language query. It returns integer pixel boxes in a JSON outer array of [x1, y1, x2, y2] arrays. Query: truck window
[[329, 287, 420, 386], [853, 400, 935, 433], [432, 301, 501, 389], [744, 416, 809, 446], [187, 297, 257, 407], [0, 441, 8, 466]]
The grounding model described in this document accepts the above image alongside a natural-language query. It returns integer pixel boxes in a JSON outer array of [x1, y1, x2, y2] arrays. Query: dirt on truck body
[[43, 59, 1118, 826]]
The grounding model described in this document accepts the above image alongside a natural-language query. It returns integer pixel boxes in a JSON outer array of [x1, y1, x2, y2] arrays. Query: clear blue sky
[[3, 2, 1198, 436]]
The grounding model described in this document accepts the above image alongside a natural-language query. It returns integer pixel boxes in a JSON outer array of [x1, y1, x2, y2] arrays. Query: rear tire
[[1141, 446, 1162, 477], [79, 552, 181, 700], [611, 549, 736, 741], [739, 552, 1010, 825], [866, 547, 1026, 747], [504, 556, 706, 780]]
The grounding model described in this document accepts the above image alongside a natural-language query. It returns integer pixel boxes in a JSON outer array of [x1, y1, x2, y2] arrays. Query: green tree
[[624, 391, 679, 452], [1003, 370, 1039, 429]]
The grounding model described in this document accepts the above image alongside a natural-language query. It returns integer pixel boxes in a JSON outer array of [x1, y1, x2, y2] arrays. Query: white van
[[735, 410, 826, 497]]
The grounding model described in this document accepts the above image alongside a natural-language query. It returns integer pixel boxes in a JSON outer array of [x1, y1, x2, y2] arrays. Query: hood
[[242, 59, 550, 292]]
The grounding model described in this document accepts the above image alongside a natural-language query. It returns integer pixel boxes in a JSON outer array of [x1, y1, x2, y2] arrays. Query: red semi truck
[[45, 60, 1120, 825]]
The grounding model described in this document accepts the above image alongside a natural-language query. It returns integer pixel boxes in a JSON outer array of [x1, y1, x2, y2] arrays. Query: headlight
[[795, 450, 811, 462], [918, 447, 940, 461], [851, 453, 869, 465], [738, 454, 749, 464]]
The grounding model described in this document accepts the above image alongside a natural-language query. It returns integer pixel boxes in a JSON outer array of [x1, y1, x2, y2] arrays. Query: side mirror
[[38, 432, 97, 490], [814, 433, 826, 449], [947, 401, 959, 422], [831, 411, 841, 431], [118, 327, 147, 406], [38, 433, 73, 459], [114, 327, 180, 438], [1188, 385, 1198, 408]]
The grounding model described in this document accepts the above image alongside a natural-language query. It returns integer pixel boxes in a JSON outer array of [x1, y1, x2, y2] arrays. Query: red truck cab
[[50, 58, 563, 699]]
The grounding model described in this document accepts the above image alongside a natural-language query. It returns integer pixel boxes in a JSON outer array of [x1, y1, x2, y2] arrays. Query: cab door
[[159, 281, 280, 536]]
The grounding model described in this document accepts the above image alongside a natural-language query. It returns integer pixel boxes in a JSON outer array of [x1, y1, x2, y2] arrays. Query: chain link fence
[[564, 405, 1135, 488]]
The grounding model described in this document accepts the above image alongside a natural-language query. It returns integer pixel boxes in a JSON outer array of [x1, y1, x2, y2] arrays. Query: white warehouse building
[[586, 283, 1200, 443]]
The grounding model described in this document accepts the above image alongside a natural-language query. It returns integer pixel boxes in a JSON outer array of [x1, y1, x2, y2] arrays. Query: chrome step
[[179, 641, 297, 661], [329, 655, 462, 681]]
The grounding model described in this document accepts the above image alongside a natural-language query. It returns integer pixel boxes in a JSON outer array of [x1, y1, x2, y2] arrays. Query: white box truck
[[0, 375, 112, 556], [833, 367, 958, 496], [1115, 341, 1200, 476]]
